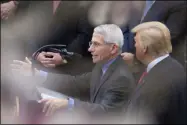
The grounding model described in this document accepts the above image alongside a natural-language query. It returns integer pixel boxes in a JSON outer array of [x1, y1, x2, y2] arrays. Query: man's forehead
[[93, 33, 104, 38], [92, 33, 104, 41]]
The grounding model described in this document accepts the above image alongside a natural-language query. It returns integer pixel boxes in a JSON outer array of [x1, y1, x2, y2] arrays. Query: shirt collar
[[102, 57, 117, 75], [147, 54, 169, 72]]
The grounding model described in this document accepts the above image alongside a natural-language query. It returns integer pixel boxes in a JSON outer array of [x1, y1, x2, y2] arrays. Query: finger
[[46, 52, 55, 56], [42, 100, 51, 113], [41, 60, 53, 64], [34, 68, 39, 73], [49, 106, 57, 116], [10, 64, 22, 69], [43, 64, 56, 68], [121, 53, 128, 56], [25, 57, 32, 65], [38, 99, 49, 103], [38, 57, 52, 62], [41, 51, 46, 54], [43, 57, 54, 61], [11, 69, 21, 74], [46, 103, 55, 116], [13, 60, 28, 65], [39, 51, 47, 56]]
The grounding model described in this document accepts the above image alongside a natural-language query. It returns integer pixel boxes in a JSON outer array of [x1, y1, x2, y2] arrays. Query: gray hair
[[93, 24, 124, 51]]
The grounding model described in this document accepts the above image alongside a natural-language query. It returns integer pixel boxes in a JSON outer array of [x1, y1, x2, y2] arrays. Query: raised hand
[[11, 57, 37, 76]]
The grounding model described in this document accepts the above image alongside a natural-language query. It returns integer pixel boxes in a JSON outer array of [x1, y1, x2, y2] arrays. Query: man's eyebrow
[[91, 41, 100, 43]]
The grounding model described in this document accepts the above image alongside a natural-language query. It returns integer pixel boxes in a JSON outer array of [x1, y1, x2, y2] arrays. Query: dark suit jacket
[[43, 56, 135, 115], [124, 1, 187, 56], [126, 56, 186, 124]]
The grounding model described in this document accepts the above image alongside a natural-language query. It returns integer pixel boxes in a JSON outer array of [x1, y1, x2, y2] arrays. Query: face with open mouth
[[88, 33, 114, 63]]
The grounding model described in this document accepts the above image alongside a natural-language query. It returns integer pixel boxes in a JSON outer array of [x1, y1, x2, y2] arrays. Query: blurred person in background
[[1, 2, 31, 123], [121, 1, 187, 76], [124, 21, 186, 124], [1, 1, 94, 75], [1, 1, 30, 22], [24, 1, 94, 74], [11, 24, 135, 123], [1, 1, 18, 21], [1, 1, 31, 62]]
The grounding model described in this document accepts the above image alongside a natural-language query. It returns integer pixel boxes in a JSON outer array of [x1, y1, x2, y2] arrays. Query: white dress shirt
[[147, 54, 169, 73]]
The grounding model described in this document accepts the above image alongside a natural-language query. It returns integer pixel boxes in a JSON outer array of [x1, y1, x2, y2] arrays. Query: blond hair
[[131, 21, 172, 56]]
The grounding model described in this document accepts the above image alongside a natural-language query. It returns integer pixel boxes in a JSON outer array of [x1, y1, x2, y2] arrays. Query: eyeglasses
[[89, 41, 103, 48], [89, 41, 114, 48]]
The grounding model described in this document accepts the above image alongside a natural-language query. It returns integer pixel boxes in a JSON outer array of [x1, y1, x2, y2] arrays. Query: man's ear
[[110, 44, 118, 54], [143, 46, 148, 54]]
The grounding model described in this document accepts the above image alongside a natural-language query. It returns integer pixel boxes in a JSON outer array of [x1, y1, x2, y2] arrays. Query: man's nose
[[88, 45, 94, 52]]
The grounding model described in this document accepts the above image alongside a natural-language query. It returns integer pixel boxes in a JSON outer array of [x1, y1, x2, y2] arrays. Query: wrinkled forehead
[[92, 33, 104, 44]]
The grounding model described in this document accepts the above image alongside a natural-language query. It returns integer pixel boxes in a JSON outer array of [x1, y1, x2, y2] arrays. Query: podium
[[15, 86, 68, 124]]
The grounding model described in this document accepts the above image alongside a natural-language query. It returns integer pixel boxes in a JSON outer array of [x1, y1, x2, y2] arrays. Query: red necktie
[[53, 1, 61, 14], [138, 71, 147, 84]]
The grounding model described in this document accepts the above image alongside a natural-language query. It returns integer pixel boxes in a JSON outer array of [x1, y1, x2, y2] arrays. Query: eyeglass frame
[[89, 41, 115, 48]]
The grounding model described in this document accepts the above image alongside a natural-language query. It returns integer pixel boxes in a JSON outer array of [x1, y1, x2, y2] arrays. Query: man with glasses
[[39, 24, 135, 117], [11, 24, 135, 123]]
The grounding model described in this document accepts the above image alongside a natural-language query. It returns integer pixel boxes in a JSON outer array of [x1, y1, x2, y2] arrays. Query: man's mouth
[[92, 55, 97, 58]]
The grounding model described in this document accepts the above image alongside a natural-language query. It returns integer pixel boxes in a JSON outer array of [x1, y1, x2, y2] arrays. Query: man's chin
[[92, 59, 98, 64], [92, 60, 97, 63]]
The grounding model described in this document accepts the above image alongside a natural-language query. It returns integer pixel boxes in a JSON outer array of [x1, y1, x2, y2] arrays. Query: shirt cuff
[[39, 70, 48, 78], [68, 98, 74, 110]]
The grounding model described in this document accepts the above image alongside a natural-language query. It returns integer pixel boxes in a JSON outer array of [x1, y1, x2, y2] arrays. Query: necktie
[[53, 1, 61, 14], [138, 71, 147, 84]]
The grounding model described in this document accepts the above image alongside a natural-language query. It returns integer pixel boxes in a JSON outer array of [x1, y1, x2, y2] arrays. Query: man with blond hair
[[124, 21, 186, 124]]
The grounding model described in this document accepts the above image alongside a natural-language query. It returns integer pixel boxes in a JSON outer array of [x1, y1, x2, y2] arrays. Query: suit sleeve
[[165, 2, 187, 44], [42, 72, 91, 99], [73, 76, 134, 114]]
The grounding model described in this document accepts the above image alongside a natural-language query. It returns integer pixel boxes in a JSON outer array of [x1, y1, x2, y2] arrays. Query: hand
[[38, 98, 68, 116], [1, 1, 17, 20], [37, 52, 67, 68], [121, 52, 135, 65], [36, 51, 47, 62], [11, 57, 38, 76], [36, 51, 54, 68], [43, 52, 67, 68]]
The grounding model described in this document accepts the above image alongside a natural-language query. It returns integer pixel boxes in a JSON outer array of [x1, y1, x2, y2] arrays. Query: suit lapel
[[90, 65, 102, 102], [140, 0, 156, 23], [92, 57, 120, 102]]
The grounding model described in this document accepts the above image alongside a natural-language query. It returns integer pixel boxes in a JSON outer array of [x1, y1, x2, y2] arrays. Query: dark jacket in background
[[25, 1, 93, 56], [23, 1, 94, 74], [123, 1, 187, 66]]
